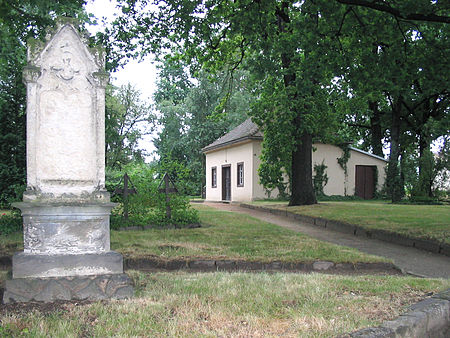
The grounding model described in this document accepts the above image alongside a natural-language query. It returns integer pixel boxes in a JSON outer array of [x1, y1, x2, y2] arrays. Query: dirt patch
[[0, 296, 98, 316]]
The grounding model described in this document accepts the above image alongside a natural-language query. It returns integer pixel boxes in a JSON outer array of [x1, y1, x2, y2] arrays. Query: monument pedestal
[[4, 201, 133, 303], [12, 251, 124, 279], [3, 273, 133, 303]]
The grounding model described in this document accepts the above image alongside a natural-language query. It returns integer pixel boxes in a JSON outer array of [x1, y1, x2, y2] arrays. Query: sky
[[84, 0, 158, 158]]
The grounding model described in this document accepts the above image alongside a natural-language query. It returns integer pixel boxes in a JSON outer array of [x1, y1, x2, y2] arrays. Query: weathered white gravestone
[[3, 19, 133, 303]]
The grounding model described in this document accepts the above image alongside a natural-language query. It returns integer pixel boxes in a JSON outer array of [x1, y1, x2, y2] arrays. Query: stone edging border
[[341, 288, 450, 337], [0, 256, 401, 275], [124, 257, 401, 274], [240, 203, 450, 257]]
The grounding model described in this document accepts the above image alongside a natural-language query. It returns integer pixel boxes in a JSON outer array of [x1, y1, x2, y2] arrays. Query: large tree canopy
[[105, 83, 153, 169], [153, 58, 250, 195], [109, 0, 345, 205], [335, 0, 450, 24], [107, 0, 449, 204]]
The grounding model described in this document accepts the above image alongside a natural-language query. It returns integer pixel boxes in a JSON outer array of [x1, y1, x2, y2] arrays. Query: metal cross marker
[[158, 173, 178, 220], [113, 173, 137, 219]]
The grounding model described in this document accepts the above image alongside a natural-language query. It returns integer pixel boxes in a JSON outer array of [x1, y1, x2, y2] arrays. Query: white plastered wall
[[346, 147, 387, 195], [205, 141, 387, 201], [312, 143, 387, 196], [205, 141, 254, 202]]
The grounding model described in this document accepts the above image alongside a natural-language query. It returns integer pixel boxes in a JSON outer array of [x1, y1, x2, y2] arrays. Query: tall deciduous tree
[[109, 0, 348, 205], [153, 59, 250, 194], [333, 3, 449, 201], [108, 0, 449, 203], [105, 83, 154, 169]]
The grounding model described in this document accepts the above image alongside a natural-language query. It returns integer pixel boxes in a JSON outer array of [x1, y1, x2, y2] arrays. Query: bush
[[110, 192, 200, 230], [151, 192, 200, 227], [0, 210, 22, 235], [107, 162, 200, 229], [317, 195, 364, 202], [401, 196, 442, 205], [313, 161, 328, 197]]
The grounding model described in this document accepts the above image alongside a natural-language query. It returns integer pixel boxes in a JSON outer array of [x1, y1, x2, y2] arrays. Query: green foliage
[[100, 0, 449, 206], [313, 161, 328, 197], [0, 210, 22, 235], [107, 162, 158, 217], [152, 193, 200, 227], [153, 60, 250, 196], [107, 162, 199, 229], [337, 146, 351, 177], [385, 161, 405, 202], [317, 195, 364, 202], [105, 84, 153, 169], [411, 148, 434, 199]]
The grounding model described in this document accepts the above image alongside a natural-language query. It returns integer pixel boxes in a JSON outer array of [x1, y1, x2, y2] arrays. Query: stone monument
[[3, 19, 133, 303]]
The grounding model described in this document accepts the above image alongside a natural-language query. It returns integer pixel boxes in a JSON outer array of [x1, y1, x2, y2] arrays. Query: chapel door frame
[[355, 165, 375, 199], [222, 164, 231, 201]]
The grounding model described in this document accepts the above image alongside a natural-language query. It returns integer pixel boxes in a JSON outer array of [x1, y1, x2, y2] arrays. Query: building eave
[[202, 136, 262, 154], [349, 146, 388, 162]]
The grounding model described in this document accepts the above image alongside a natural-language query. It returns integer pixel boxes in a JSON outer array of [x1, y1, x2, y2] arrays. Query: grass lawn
[[110, 204, 386, 263], [1, 271, 448, 337], [0, 205, 385, 263], [250, 200, 450, 244]]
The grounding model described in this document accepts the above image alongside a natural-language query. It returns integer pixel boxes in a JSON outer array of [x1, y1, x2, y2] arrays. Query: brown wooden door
[[222, 166, 231, 201], [355, 165, 375, 199]]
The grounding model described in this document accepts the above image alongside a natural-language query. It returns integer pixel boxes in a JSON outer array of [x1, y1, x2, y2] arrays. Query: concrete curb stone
[[342, 288, 450, 337], [120, 257, 401, 275], [239, 203, 449, 257], [0, 256, 402, 274], [440, 243, 450, 256]]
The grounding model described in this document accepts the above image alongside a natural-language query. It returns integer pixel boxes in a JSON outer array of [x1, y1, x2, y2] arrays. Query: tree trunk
[[386, 98, 404, 202], [289, 128, 317, 205], [417, 134, 433, 197], [276, 1, 317, 206], [368, 100, 384, 157]]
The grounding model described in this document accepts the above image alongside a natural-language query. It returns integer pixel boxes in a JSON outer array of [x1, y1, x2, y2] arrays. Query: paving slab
[[204, 202, 450, 279]]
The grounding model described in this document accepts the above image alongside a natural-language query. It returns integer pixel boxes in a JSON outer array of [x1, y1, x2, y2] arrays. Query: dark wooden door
[[222, 166, 231, 201], [355, 165, 375, 199]]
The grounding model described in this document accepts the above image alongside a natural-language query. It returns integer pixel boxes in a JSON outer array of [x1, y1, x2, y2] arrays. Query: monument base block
[[3, 273, 134, 303], [12, 251, 124, 278]]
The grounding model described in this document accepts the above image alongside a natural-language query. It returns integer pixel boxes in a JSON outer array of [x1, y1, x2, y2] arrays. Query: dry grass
[[1, 272, 448, 337]]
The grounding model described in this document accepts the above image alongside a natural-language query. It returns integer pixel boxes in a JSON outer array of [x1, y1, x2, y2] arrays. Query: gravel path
[[204, 202, 450, 279]]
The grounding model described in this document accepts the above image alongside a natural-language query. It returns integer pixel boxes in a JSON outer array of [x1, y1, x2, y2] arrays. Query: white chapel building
[[202, 118, 388, 202]]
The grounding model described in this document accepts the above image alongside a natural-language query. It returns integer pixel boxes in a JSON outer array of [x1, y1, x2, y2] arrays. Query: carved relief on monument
[[23, 217, 109, 254]]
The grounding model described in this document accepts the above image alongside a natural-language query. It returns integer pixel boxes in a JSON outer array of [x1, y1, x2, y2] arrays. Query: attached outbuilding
[[202, 119, 388, 202]]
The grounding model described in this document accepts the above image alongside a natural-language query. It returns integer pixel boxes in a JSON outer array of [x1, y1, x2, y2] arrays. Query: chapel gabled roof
[[202, 118, 263, 153]]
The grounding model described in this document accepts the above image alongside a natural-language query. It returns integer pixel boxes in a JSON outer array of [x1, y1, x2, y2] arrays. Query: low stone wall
[[240, 203, 449, 257], [124, 257, 400, 274], [0, 256, 400, 275], [342, 289, 450, 337], [115, 223, 201, 231]]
